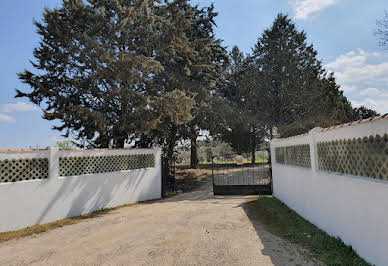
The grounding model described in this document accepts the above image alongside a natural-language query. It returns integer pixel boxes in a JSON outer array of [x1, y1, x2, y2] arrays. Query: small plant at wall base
[[243, 197, 371, 266]]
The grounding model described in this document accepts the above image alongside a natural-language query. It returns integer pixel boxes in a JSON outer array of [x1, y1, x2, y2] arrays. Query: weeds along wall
[[0, 147, 161, 233], [270, 115, 388, 266]]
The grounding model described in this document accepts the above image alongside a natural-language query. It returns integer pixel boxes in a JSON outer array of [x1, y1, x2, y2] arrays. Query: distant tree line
[[18, 1, 377, 168], [208, 14, 378, 164]]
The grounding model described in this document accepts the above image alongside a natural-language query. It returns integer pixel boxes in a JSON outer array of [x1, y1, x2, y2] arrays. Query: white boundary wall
[[0, 147, 161, 233], [271, 117, 388, 266]]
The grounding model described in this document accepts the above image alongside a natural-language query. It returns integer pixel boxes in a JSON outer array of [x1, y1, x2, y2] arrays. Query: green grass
[[244, 197, 371, 266]]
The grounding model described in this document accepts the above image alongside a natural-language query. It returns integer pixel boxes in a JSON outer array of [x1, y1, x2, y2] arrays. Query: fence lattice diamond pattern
[[0, 158, 49, 183], [275, 144, 311, 168], [317, 134, 388, 180], [59, 154, 155, 177]]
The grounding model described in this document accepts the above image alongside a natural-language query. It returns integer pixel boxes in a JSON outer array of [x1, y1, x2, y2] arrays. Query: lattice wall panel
[[318, 134, 388, 180], [0, 158, 49, 183], [275, 144, 311, 168], [59, 154, 155, 177]]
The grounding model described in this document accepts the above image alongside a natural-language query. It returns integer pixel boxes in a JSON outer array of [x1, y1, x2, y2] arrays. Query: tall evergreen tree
[[209, 46, 267, 162], [249, 14, 376, 137], [17, 0, 196, 148], [180, 4, 228, 168], [251, 14, 325, 132], [134, 2, 228, 166], [214, 14, 378, 143]]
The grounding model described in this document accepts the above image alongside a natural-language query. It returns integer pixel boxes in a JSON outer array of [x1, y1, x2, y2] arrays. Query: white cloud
[[0, 114, 16, 123], [2, 101, 37, 113], [354, 98, 388, 113], [360, 88, 388, 97], [289, 0, 340, 20], [326, 49, 388, 114], [326, 49, 388, 85], [340, 85, 357, 93], [326, 50, 368, 69]]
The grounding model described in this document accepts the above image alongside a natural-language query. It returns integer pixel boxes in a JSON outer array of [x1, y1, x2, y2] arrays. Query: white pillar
[[308, 127, 321, 173], [47, 146, 59, 181]]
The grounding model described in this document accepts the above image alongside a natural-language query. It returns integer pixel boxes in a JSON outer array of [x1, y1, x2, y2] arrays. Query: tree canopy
[[211, 14, 378, 154], [18, 5, 378, 164], [17, 0, 202, 148]]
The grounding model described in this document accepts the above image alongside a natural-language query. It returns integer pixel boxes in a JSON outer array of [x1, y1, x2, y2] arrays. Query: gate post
[[267, 148, 273, 193], [308, 127, 321, 173], [48, 146, 59, 182], [161, 155, 164, 197], [211, 156, 214, 187]]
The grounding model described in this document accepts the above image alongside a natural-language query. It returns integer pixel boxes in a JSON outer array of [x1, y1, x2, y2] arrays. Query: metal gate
[[212, 150, 272, 195], [162, 157, 175, 197]]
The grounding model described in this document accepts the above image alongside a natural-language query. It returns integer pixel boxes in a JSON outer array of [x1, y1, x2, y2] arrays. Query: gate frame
[[161, 156, 175, 197], [212, 149, 273, 196]]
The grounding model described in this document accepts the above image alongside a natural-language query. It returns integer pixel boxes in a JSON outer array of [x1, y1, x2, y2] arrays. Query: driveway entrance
[[0, 174, 318, 266]]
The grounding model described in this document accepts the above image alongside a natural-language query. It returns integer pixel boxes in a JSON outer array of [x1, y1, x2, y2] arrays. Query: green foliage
[[132, 2, 228, 166], [244, 197, 371, 265], [17, 0, 198, 148], [251, 14, 325, 128], [205, 147, 213, 162], [56, 139, 74, 149], [176, 139, 233, 165], [214, 14, 379, 142], [351, 106, 379, 121], [209, 46, 267, 155], [18, 4, 379, 157], [252, 14, 378, 137]]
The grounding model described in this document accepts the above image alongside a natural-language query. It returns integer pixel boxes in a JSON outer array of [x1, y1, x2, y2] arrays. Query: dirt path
[[0, 178, 320, 266]]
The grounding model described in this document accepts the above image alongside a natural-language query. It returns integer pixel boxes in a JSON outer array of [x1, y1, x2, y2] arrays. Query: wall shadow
[[236, 199, 315, 266]]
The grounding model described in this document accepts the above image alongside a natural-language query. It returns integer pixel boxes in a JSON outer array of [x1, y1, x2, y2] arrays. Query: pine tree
[[251, 14, 325, 131], [215, 14, 378, 142], [249, 14, 377, 137], [133, 2, 228, 166], [17, 0, 195, 148], [207, 46, 267, 163], [179, 3, 228, 168]]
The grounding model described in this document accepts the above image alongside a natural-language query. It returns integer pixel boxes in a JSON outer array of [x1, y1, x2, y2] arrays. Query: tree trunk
[[190, 136, 198, 169], [116, 138, 125, 149], [166, 125, 177, 159], [167, 139, 175, 159], [251, 148, 256, 165]]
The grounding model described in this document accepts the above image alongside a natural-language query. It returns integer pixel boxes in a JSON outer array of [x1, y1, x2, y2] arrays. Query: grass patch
[[0, 206, 130, 244], [244, 197, 371, 266]]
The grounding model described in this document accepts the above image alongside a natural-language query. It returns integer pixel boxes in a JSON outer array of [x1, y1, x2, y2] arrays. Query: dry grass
[[0, 204, 139, 244], [175, 169, 211, 180]]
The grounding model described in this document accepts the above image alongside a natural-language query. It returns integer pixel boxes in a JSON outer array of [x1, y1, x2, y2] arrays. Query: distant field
[[177, 157, 268, 166]]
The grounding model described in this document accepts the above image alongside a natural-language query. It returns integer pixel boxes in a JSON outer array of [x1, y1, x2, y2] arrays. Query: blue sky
[[0, 0, 387, 148]]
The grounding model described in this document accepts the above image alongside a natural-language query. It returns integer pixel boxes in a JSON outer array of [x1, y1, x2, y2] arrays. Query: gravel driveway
[[0, 178, 319, 266]]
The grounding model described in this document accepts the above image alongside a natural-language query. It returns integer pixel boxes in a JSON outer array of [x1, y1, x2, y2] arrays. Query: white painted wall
[[0, 147, 162, 233], [271, 117, 388, 266]]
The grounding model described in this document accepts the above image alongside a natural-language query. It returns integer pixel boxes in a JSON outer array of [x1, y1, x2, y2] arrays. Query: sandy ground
[[0, 178, 320, 266]]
